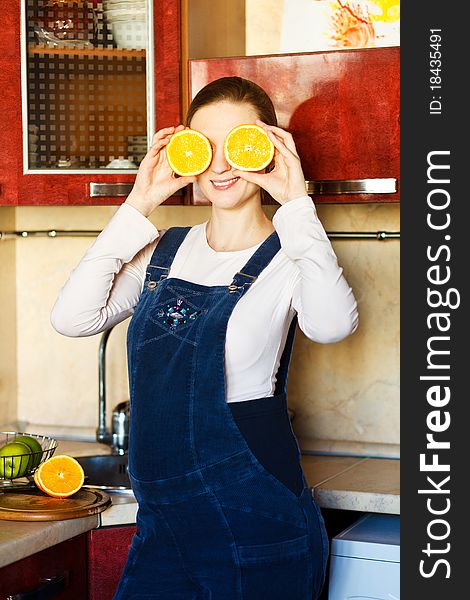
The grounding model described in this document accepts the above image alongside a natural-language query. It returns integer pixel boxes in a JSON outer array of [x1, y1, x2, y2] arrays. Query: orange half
[[166, 129, 212, 176], [223, 124, 275, 172], [34, 454, 85, 498]]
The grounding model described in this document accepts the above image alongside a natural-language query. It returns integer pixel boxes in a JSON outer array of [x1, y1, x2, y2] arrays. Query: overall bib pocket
[[137, 284, 208, 350]]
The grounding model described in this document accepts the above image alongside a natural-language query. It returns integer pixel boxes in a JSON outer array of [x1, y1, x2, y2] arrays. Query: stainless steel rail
[[89, 183, 183, 197], [0, 230, 100, 240], [326, 231, 400, 240], [0, 229, 400, 241], [89, 180, 397, 197], [305, 178, 397, 195]]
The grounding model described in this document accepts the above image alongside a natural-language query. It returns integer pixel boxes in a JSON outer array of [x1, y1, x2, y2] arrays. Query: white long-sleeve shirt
[[50, 195, 358, 403]]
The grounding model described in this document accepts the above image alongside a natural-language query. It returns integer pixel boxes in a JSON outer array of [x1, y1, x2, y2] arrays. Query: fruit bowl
[[0, 432, 58, 484]]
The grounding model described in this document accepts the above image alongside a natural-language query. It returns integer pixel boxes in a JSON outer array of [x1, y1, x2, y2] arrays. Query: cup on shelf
[[106, 156, 138, 169], [110, 20, 147, 49], [103, 0, 147, 49]]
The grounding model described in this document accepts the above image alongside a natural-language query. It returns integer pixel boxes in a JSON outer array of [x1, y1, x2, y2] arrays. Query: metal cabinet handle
[[6, 573, 68, 599], [89, 183, 134, 197], [305, 178, 397, 195], [89, 182, 183, 198]]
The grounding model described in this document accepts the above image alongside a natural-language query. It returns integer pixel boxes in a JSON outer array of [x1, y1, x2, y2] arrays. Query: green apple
[[0, 442, 33, 478], [14, 435, 43, 468]]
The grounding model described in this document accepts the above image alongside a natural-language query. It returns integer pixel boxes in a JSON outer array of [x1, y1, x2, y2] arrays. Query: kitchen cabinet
[[87, 523, 137, 600], [189, 47, 400, 204], [0, 532, 87, 599], [0, 0, 182, 206]]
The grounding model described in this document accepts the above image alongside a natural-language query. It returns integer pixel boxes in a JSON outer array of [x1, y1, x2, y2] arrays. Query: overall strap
[[226, 228, 297, 396], [146, 226, 192, 284], [274, 313, 298, 396], [228, 230, 281, 294]]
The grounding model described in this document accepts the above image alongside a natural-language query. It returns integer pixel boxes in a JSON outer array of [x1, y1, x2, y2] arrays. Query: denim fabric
[[229, 393, 305, 497], [113, 227, 329, 600]]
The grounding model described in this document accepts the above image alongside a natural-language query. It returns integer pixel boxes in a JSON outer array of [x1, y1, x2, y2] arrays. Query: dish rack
[[0, 431, 58, 489]]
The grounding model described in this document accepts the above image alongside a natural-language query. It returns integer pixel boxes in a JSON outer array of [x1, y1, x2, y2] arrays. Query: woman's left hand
[[232, 120, 307, 205]]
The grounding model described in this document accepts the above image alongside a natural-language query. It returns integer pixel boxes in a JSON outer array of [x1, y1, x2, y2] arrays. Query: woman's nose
[[209, 145, 231, 175]]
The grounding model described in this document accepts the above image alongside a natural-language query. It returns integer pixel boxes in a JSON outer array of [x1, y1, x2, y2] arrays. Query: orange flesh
[[224, 124, 274, 171], [166, 129, 212, 176], [35, 454, 85, 498]]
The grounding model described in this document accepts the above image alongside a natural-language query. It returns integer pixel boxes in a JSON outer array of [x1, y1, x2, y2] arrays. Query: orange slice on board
[[166, 129, 212, 176], [33, 467, 45, 493], [34, 454, 85, 498], [223, 124, 275, 172]]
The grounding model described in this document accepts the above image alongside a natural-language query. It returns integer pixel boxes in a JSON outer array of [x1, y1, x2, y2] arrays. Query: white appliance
[[328, 513, 400, 600]]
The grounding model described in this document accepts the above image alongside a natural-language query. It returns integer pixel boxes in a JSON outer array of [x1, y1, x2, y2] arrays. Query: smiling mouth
[[211, 177, 240, 190]]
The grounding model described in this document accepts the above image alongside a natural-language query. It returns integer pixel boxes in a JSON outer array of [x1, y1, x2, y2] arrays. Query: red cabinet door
[[0, 533, 87, 599], [87, 524, 137, 600], [188, 47, 400, 204], [0, 0, 182, 206]]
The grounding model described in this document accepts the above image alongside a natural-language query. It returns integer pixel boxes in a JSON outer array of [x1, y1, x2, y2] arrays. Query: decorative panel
[[189, 47, 400, 204]]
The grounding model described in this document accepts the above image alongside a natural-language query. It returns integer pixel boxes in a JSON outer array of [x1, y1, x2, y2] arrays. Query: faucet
[[96, 325, 130, 455]]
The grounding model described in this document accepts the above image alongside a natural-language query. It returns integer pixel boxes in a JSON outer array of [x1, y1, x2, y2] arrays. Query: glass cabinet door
[[24, 0, 153, 172]]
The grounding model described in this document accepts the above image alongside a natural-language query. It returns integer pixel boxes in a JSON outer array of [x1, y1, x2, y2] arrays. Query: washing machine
[[328, 513, 399, 600]]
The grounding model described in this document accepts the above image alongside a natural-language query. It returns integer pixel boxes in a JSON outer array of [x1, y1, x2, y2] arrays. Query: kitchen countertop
[[0, 437, 399, 569], [0, 514, 99, 570], [300, 454, 399, 514]]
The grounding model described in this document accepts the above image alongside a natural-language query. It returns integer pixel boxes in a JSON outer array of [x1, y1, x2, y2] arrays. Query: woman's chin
[[211, 195, 240, 208], [200, 186, 260, 209]]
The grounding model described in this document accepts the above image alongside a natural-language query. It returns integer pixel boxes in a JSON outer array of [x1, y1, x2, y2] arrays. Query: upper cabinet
[[185, 0, 400, 205], [189, 47, 400, 205], [0, 0, 182, 206]]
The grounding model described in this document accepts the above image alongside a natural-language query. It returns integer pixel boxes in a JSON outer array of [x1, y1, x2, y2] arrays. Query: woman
[[51, 77, 358, 600]]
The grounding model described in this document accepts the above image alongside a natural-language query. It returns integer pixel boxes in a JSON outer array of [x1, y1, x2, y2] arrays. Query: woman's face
[[189, 101, 262, 208]]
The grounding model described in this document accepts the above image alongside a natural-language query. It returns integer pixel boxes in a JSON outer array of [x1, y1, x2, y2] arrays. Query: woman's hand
[[232, 120, 307, 205], [125, 125, 197, 217]]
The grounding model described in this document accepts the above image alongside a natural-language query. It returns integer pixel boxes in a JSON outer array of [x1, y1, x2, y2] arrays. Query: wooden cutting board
[[0, 487, 112, 521]]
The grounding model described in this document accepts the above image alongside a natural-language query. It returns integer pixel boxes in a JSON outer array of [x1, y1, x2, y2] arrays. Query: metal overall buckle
[[146, 265, 169, 290], [228, 271, 258, 293]]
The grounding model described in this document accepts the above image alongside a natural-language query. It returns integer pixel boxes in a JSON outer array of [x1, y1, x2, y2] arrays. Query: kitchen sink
[[75, 454, 134, 496]]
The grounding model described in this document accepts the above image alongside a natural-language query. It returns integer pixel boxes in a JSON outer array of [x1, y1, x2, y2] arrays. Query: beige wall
[[0, 208, 18, 425], [0, 202, 399, 457], [290, 204, 400, 457]]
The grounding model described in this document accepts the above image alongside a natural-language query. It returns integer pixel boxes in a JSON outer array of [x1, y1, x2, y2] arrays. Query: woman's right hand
[[124, 125, 197, 217]]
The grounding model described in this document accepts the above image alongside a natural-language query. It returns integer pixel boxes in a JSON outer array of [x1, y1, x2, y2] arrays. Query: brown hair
[[185, 76, 278, 128]]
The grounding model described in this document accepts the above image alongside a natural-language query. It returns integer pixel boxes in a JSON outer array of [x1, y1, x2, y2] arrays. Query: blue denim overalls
[[113, 226, 329, 600]]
